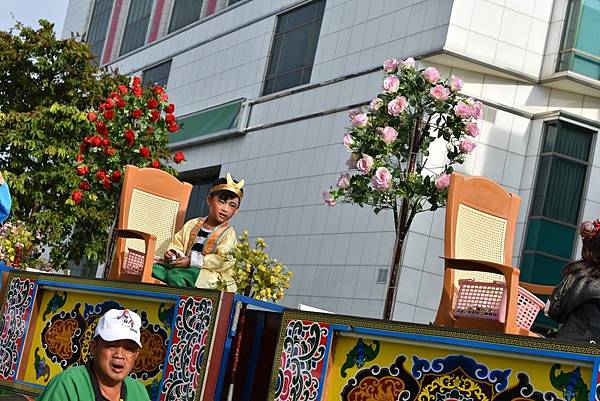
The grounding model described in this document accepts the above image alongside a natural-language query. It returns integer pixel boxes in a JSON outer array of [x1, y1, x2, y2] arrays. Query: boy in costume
[[37, 309, 149, 401], [152, 174, 243, 291]]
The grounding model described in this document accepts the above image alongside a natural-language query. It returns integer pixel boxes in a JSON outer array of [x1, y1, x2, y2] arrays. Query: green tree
[[0, 20, 127, 268]]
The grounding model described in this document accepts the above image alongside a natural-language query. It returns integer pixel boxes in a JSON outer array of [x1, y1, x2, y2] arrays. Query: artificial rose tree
[[324, 57, 482, 320]]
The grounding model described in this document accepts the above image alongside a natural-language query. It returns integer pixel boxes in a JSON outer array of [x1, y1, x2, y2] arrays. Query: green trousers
[[152, 262, 201, 288]]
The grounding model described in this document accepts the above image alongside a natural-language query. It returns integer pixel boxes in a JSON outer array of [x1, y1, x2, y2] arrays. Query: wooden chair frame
[[107, 165, 192, 284]]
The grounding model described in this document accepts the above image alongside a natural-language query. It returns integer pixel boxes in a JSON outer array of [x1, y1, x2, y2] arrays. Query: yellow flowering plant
[[219, 231, 292, 302], [0, 220, 53, 270]]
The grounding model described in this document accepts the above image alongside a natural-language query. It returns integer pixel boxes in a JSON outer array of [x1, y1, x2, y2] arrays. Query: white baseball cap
[[94, 309, 142, 348]]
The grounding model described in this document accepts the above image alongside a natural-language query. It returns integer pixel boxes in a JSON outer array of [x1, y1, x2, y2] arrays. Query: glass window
[[120, 0, 154, 56], [87, 0, 114, 64], [557, 0, 600, 79], [170, 99, 244, 144], [262, 0, 326, 95], [168, 0, 203, 33], [179, 166, 221, 220], [521, 121, 594, 285], [142, 60, 172, 88]]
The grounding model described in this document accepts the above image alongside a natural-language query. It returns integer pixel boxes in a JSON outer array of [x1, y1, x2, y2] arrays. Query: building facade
[[63, 0, 600, 323]]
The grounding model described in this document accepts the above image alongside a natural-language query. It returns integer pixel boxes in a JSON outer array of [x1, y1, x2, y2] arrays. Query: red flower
[[165, 113, 176, 124], [79, 181, 91, 191], [124, 129, 135, 146], [111, 170, 122, 182], [87, 112, 97, 122], [110, 91, 119, 99], [118, 85, 129, 94], [80, 143, 88, 153], [167, 123, 179, 133], [90, 136, 102, 147], [153, 86, 165, 95], [104, 146, 117, 156], [100, 138, 109, 147], [96, 170, 107, 181], [139, 146, 151, 158], [174, 151, 186, 164], [131, 109, 143, 119], [132, 76, 142, 87], [102, 177, 112, 189], [146, 126, 154, 134], [71, 191, 84, 204], [147, 98, 159, 109], [103, 110, 115, 120], [151, 160, 160, 169], [76, 165, 89, 176], [95, 121, 108, 136], [132, 86, 142, 97], [160, 93, 168, 101], [164, 103, 175, 114], [75, 153, 84, 163], [104, 98, 115, 109], [150, 110, 160, 122], [117, 98, 126, 108]]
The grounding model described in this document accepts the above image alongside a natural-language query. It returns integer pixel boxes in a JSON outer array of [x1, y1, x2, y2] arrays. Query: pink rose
[[346, 154, 359, 169], [465, 122, 480, 137], [383, 59, 399, 73], [343, 132, 354, 150], [430, 84, 450, 100], [453, 101, 472, 118], [471, 100, 483, 119], [337, 173, 351, 189], [422, 67, 441, 83], [357, 154, 374, 174], [378, 126, 398, 144], [459, 138, 477, 154], [435, 174, 451, 190], [323, 191, 336, 206], [449, 75, 463, 91], [400, 57, 415, 69], [370, 97, 383, 111], [351, 112, 368, 127], [371, 167, 392, 192], [387, 96, 408, 116], [383, 75, 400, 93]]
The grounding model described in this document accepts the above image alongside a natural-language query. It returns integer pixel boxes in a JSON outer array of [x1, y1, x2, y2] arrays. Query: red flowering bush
[[72, 76, 186, 206]]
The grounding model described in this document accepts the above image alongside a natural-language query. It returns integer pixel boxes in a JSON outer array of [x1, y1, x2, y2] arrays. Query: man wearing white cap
[[38, 309, 150, 401]]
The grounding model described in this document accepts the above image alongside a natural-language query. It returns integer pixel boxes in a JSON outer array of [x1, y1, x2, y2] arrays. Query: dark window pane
[[543, 121, 592, 160], [180, 167, 221, 220], [169, 0, 203, 33], [543, 157, 586, 223], [262, 0, 325, 95], [120, 0, 153, 55], [87, 0, 114, 64], [142, 60, 172, 88]]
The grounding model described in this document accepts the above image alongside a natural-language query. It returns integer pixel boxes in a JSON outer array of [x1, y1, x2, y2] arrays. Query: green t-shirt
[[37, 365, 149, 401]]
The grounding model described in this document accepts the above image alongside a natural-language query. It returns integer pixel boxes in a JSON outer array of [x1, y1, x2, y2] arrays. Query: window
[[557, 0, 600, 80], [142, 60, 172, 88], [120, 0, 154, 56], [262, 0, 326, 95], [171, 99, 245, 144], [87, 0, 114, 64], [169, 0, 203, 33], [179, 166, 221, 220], [521, 121, 594, 286]]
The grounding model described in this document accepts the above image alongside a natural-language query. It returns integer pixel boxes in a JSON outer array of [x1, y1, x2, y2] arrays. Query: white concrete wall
[[60, 0, 600, 321], [61, 0, 93, 39]]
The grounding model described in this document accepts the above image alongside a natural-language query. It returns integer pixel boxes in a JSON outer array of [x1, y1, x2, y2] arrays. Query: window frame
[[119, 0, 155, 56], [178, 166, 222, 220], [142, 60, 173, 88]]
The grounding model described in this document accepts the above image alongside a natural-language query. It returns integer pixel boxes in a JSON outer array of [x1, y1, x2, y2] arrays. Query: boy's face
[[207, 193, 240, 224]]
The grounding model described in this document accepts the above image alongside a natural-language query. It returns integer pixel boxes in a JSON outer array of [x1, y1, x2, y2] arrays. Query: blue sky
[[0, 0, 70, 36]]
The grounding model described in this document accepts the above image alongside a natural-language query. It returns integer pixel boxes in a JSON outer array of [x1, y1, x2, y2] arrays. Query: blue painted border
[[214, 300, 238, 401], [36, 280, 178, 301], [241, 312, 266, 401], [589, 358, 600, 401], [13, 379, 44, 389], [13, 279, 38, 380], [233, 294, 286, 312], [349, 326, 598, 363], [315, 323, 334, 401], [156, 296, 180, 401]]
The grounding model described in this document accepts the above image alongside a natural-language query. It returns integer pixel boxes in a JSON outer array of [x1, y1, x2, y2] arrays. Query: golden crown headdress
[[209, 173, 244, 199]]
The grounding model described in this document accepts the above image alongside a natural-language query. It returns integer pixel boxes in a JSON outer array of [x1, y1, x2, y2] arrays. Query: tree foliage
[[0, 20, 127, 267]]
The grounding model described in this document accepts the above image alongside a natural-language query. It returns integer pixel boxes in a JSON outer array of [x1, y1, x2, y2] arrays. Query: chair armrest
[[114, 228, 157, 242], [519, 281, 554, 296], [442, 257, 519, 278]]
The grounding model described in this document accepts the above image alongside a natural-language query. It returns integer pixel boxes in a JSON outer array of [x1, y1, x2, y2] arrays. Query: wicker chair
[[106, 165, 192, 284], [434, 173, 552, 336]]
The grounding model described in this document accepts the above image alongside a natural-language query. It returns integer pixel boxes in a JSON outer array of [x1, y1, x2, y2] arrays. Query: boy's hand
[[170, 256, 190, 268]]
